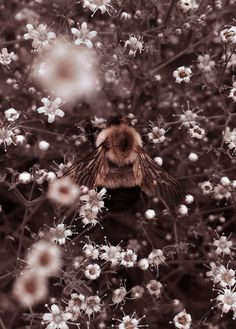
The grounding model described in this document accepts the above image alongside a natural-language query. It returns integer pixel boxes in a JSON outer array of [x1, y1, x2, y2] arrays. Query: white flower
[[223, 127, 236, 152], [99, 244, 121, 267], [13, 270, 48, 307], [216, 288, 236, 315], [178, 204, 188, 215], [38, 140, 50, 151], [81, 295, 101, 316], [124, 35, 144, 56], [112, 287, 127, 304], [4, 108, 19, 122], [120, 249, 137, 268], [131, 285, 145, 299], [148, 126, 166, 144], [118, 315, 142, 329], [220, 26, 236, 43], [67, 293, 85, 321], [199, 181, 213, 194], [188, 152, 198, 161], [173, 66, 192, 83], [83, 243, 99, 260], [84, 263, 101, 280], [189, 124, 205, 139], [138, 258, 149, 270], [80, 188, 107, 214], [179, 109, 198, 128], [0, 127, 15, 151], [178, 0, 198, 12], [229, 87, 236, 102], [213, 235, 233, 256], [144, 209, 156, 220], [91, 116, 107, 129], [154, 156, 163, 166], [148, 249, 166, 267], [71, 22, 97, 48], [83, 0, 111, 15], [0, 48, 16, 65], [173, 310, 192, 329], [206, 262, 220, 281], [50, 223, 73, 245], [146, 280, 162, 297], [47, 177, 80, 207], [79, 205, 99, 227], [18, 171, 32, 184], [37, 97, 65, 123], [42, 304, 72, 329], [27, 240, 62, 277], [197, 54, 215, 72], [24, 23, 56, 49], [213, 184, 231, 200], [214, 265, 236, 287], [185, 194, 194, 204]]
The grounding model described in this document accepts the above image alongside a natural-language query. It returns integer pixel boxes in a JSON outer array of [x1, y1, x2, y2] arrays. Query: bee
[[64, 116, 180, 212]]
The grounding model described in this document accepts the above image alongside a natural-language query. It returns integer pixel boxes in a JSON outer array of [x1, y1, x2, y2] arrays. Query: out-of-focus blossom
[[197, 54, 215, 72], [223, 127, 236, 152], [229, 85, 236, 102], [173, 66, 192, 83], [37, 97, 65, 124], [42, 304, 72, 329], [18, 171, 32, 184], [220, 26, 236, 43], [185, 194, 194, 204], [4, 108, 19, 122], [144, 209, 156, 220], [173, 309, 192, 329], [23, 23, 56, 49], [33, 39, 98, 101], [124, 35, 143, 56], [47, 177, 80, 207], [146, 280, 162, 297], [49, 223, 73, 245], [112, 287, 127, 304], [178, 204, 188, 215], [15, 8, 39, 21], [131, 285, 145, 299], [213, 184, 231, 200], [138, 258, 149, 270], [213, 235, 233, 256], [188, 152, 198, 161], [177, 0, 198, 12], [0, 48, 16, 65], [38, 140, 50, 151], [120, 12, 132, 20], [27, 240, 62, 276], [148, 126, 166, 144], [71, 22, 97, 48], [0, 127, 15, 151], [13, 270, 48, 307], [91, 116, 107, 129], [83, 0, 111, 15]]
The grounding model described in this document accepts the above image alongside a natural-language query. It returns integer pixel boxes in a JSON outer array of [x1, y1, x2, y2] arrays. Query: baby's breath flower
[[83, 242, 99, 260], [49, 223, 73, 245], [83, 0, 111, 15], [178, 204, 188, 215], [173, 66, 192, 83], [47, 177, 80, 207], [213, 184, 231, 200], [146, 280, 162, 297], [199, 181, 213, 194], [18, 171, 32, 184], [124, 35, 144, 56], [81, 295, 101, 316], [112, 287, 127, 304], [23, 23, 56, 49], [189, 124, 205, 139], [99, 243, 121, 267], [220, 26, 236, 43], [80, 188, 107, 214], [120, 249, 137, 268], [66, 293, 85, 321], [188, 152, 198, 161], [80, 206, 99, 227], [38, 140, 50, 151], [229, 86, 236, 102], [144, 209, 156, 220], [131, 285, 145, 299], [148, 126, 166, 144], [0, 48, 16, 65], [13, 270, 48, 307], [216, 288, 236, 318], [148, 249, 166, 267], [37, 97, 65, 123], [4, 108, 19, 122], [173, 309, 192, 329], [138, 258, 149, 270], [0, 126, 15, 151], [118, 314, 145, 329], [27, 240, 62, 276], [213, 235, 233, 256], [214, 265, 236, 287], [42, 304, 72, 329], [223, 127, 236, 152], [84, 263, 101, 280], [71, 22, 97, 48], [177, 0, 198, 12], [185, 194, 194, 204]]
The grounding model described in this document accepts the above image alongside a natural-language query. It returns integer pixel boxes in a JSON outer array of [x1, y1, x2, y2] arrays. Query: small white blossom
[[4, 108, 19, 122], [229, 87, 236, 102], [38, 140, 50, 151], [189, 124, 205, 139], [82, 295, 101, 316], [50, 223, 73, 245], [42, 304, 72, 329], [154, 156, 163, 166], [80, 205, 99, 227], [173, 309, 192, 329], [120, 249, 137, 268], [18, 171, 32, 184], [216, 288, 236, 317], [148, 249, 166, 267], [84, 263, 101, 280], [0, 127, 15, 151], [178, 0, 198, 12], [83, 0, 111, 15], [199, 181, 213, 194], [80, 188, 106, 214], [67, 293, 85, 321], [148, 126, 166, 144], [213, 235, 233, 256], [188, 152, 198, 161], [173, 66, 192, 83], [24, 23, 56, 50], [47, 177, 80, 207], [197, 54, 215, 72], [71, 22, 97, 48], [0, 48, 16, 65], [184, 194, 194, 204], [213, 184, 231, 200], [146, 280, 162, 297], [138, 258, 149, 270], [37, 97, 65, 123], [112, 287, 127, 304], [223, 127, 236, 152], [131, 285, 145, 299], [124, 35, 144, 56], [83, 243, 99, 260], [220, 26, 236, 43], [214, 265, 236, 287], [99, 244, 121, 267], [145, 209, 156, 220], [118, 315, 143, 329]]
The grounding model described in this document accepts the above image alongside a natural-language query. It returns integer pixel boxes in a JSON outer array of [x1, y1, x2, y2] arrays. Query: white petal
[[43, 313, 53, 321], [37, 107, 46, 113], [47, 115, 55, 123], [55, 109, 65, 117], [87, 31, 97, 39], [51, 304, 60, 314], [85, 40, 93, 49]]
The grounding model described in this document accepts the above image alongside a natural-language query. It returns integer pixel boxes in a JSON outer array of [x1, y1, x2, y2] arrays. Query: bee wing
[[137, 146, 182, 205], [63, 145, 107, 188]]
